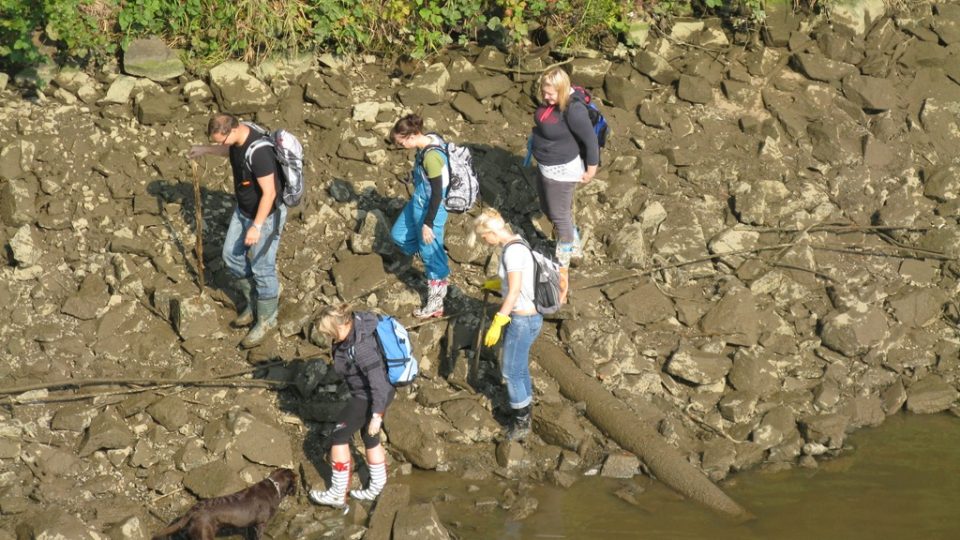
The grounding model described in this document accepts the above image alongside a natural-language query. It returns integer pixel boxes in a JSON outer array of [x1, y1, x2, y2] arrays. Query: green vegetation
[[0, 0, 787, 73]]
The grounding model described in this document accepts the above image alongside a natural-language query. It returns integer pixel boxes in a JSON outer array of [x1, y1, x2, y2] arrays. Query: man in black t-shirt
[[189, 114, 287, 348]]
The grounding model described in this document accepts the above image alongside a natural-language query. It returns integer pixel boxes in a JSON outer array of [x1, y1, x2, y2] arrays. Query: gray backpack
[[423, 134, 480, 214], [504, 238, 563, 315], [242, 122, 305, 207]]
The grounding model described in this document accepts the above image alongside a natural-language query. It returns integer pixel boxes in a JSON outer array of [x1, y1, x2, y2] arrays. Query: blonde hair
[[539, 67, 572, 111], [469, 208, 512, 247], [314, 303, 354, 342]]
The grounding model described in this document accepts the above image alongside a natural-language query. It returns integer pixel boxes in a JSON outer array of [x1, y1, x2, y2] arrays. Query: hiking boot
[[241, 296, 279, 348], [572, 227, 583, 259], [231, 277, 256, 327], [506, 406, 532, 441], [414, 279, 447, 319]]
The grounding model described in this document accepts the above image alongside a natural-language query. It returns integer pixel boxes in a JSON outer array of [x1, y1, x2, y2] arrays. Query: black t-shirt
[[228, 130, 278, 218]]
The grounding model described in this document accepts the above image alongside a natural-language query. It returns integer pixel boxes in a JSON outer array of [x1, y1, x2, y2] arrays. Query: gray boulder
[[717, 390, 759, 423], [819, 307, 889, 357], [135, 90, 180, 124], [385, 400, 445, 469], [233, 416, 295, 467], [923, 165, 960, 202], [9, 224, 40, 266], [570, 57, 612, 88], [1, 178, 36, 226], [842, 74, 897, 111], [792, 53, 857, 82], [633, 51, 679, 85], [728, 349, 779, 397], [440, 399, 500, 442], [78, 408, 136, 456], [609, 221, 647, 268], [464, 74, 512, 100], [677, 75, 713, 104], [799, 413, 849, 449], [15, 510, 102, 540], [123, 38, 185, 81], [533, 402, 587, 451], [398, 63, 450, 106], [699, 287, 759, 347], [752, 406, 797, 449], [331, 253, 389, 300], [183, 460, 248, 498]]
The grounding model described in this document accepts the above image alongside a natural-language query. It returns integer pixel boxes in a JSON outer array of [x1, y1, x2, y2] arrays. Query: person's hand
[[421, 224, 435, 245], [484, 312, 511, 347], [482, 278, 502, 292], [188, 145, 206, 160], [581, 164, 598, 183], [368, 413, 383, 436], [244, 224, 262, 246]]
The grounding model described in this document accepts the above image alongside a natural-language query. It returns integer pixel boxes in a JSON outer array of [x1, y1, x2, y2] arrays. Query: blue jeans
[[390, 179, 449, 280], [222, 206, 287, 299], [501, 313, 543, 409]]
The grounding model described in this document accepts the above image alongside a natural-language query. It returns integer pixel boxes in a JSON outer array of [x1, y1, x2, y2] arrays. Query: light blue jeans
[[501, 313, 543, 409], [390, 178, 450, 280], [222, 205, 287, 299]]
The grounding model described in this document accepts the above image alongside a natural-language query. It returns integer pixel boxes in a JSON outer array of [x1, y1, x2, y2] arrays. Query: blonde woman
[[308, 305, 394, 507], [530, 67, 600, 279], [473, 208, 543, 440]]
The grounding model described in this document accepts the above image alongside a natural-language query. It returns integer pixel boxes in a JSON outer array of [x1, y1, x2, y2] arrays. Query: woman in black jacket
[[530, 67, 600, 301], [308, 304, 395, 507]]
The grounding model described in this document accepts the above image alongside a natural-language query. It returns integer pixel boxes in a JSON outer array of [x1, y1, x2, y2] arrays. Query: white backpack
[[242, 122, 305, 207], [423, 134, 480, 214]]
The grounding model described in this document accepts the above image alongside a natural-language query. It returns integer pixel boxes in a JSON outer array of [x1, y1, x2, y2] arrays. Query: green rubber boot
[[241, 297, 278, 349], [231, 277, 256, 328]]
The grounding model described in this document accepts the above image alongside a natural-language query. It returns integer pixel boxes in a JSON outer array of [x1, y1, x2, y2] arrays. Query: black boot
[[506, 406, 531, 441]]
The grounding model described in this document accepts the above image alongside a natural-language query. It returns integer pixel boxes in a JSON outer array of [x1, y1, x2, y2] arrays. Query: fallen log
[[532, 339, 751, 520]]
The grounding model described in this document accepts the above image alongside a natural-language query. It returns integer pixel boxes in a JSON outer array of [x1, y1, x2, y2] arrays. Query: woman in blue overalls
[[389, 114, 450, 318]]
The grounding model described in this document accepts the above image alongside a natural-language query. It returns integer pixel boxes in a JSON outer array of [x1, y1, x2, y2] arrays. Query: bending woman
[[473, 208, 543, 441], [390, 114, 451, 319], [530, 68, 600, 297], [309, 305, 395, 507]]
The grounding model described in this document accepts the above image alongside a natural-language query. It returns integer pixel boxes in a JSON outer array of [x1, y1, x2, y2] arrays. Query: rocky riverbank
[[1, 1, 959, 538]]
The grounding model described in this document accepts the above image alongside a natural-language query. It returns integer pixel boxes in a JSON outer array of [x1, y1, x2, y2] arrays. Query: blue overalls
[[390, 143, 450, 280]]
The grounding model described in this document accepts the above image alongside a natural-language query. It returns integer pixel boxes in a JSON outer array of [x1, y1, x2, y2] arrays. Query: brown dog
[[152, 468, 297, 540]]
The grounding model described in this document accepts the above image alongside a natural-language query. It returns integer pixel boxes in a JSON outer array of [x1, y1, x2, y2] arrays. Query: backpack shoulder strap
[[244, 137, 275, 168]]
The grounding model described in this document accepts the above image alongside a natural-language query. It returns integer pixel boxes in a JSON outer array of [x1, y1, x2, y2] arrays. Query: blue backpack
[[373, 315, 418, 386]]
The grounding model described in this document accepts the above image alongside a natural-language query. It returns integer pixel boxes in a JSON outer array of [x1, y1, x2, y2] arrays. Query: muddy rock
[[633, 51, 679, 85], [792, 53, 857, 83], [123, 38, 185, 81], [351, 209, 392, 255], [570, 58, 611, 88], [717, 390, 759, 423], [841, 74, 897, 111], [728, 349, 779, 397], [600, 452, 640, 479], [440, 398, 500, 442], [829, 0, 887, 36], [146, 396, 192, 432], [15, 510, 103, 540], [752, 406, 797, 450], [365, 484, 411, 540], [560, 317, 639, 374], [399, 63, 451, 106], [699, 287, 759, 347], [61, 273, 110, 321], [799, 412, 848, 449], [451, 92, 489, 124], [0, 178, 36, 226], [842, 395, 885, 430], [183, 459, 248, 498], [464, 74, 512, 100], [923, 165, 960, 202], [170, 295, 222, 341], [886, 286, 945, 328], [905, 376, 959, 414], [232, 415, 294, 468], [8, 225, 40, 266], [666, 344, 732, 385], [331, 252, 389, 300], [100, 75, 138, 104], [701, 439, 737, 481], [613, 282, 675, 326], [819, 306, 889, 357], [677, 75, 713, 104], [533, 402, 586, 451], [78, 408, 136, 456], [392, 503, 450, 540], [135, 90, 180, 125], [209, 61, 275, 114], [881, 380, 907, 414], [103, 515, 149, 540], [385, 400, 445, 470], [608, 221, 648, 269]]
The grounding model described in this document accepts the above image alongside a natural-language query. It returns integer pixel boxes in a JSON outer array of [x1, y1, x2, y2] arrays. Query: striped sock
[[309, 460, 350, 507], [350, 461, 386, 501]]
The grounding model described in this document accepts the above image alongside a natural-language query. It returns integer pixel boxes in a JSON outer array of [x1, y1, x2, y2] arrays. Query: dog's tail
[[151, 514, 191, 540]]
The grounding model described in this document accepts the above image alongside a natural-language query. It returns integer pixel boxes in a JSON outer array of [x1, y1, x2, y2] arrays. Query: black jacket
[[331, 312, 394, 414]]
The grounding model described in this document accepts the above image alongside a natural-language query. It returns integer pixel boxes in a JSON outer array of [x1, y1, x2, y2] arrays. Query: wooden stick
[[190, 160, 206, 294], [0, 361, 283, 396], [471, 290, 490, 385]]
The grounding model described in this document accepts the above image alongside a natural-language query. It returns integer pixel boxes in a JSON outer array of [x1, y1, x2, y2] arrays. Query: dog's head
[[269, 468, 298, 497]]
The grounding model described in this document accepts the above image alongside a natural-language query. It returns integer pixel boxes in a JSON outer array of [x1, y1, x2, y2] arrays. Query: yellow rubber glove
[[482, 278, 502, 292], [484, 313, 511, 347]]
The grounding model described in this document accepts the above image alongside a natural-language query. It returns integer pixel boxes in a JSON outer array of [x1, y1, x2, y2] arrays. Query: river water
[[407, 414, 960, 539]]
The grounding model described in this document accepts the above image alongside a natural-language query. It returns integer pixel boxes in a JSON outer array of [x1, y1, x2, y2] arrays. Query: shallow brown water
[[408, 414, 960, 539]]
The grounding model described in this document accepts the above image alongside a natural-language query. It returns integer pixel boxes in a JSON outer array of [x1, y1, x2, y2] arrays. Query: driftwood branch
[[0, 361, 284, 397]]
